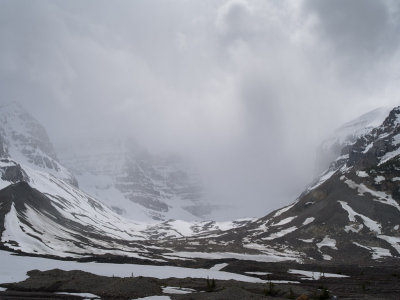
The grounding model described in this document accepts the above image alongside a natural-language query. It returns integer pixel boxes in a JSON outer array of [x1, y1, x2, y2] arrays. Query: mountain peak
[[381, 105, 400, 128], [0, 102, 78, 187]]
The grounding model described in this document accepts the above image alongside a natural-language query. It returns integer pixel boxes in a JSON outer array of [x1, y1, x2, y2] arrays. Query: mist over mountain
[[2, 2, 400, 298], [2, 0, 400, 219]]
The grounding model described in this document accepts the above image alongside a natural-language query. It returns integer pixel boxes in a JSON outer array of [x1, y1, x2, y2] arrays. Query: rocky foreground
[[0, 258, 400, 299]]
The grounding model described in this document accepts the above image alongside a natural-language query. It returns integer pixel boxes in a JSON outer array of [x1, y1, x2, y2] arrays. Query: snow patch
[[56, 292, 99, 299], [0, 250, 266, 285], [245, 271, 271, 276], [362, 143, 374, 153], [302, 217, 315, 226], [379, 147, 400, 165], [392, 134, 400, 145], [344, 223, 363, 233], [162, 286, 196, 294], [374, 176, 385, 184], [271, 216, 296, 227], [298, 238, 314, 243], [308, 170, 336, 191], [288, 269, 349, 280], [338, 201, 382, 234], [134, 297, 171, 300], [377, 235, 400, 255], [352, 242, 392, 259], [164, 251, 300, 263], [316, 236, 337, 250], [356, 171, 369, 178], [272, 203, 296, 218], [209, 263, 228, 271], [262, 226, 298, 240]]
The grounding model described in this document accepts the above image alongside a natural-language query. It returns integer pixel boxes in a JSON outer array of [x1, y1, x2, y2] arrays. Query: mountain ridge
[[0, 103, 400, 265]]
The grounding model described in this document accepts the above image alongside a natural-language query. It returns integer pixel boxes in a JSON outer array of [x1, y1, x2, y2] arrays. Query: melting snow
[[392, 134, 400, 145], [209, 263, 228, 271], [302, 217, 315, 226], [316, 236, 337, 250], [356, 171, 369, 178], [56, 292, 99, 299], [344, 223, 363, 233], [288, 269, 348, 280], [322, 254, 332, 260], [352, 242, 392, 259], [379, 147, 400, 165], [377, 235, 400, 255], [374, 176, 385, 184], [245, 271, 271, 276], [343, 180, 400, 212], [338, 201, 382, 234], [272, 203, 296, 218], [271, 216, 296, 227], [0, 250, 266, 285], [262, 226, 298, 240], [308, 170, 336, 191], [362, 143, 374, 153], [298, 238, 314, 243], [162, 286, 196, 294], [134, 297, 171, 300], [163, 251, 300, 263]]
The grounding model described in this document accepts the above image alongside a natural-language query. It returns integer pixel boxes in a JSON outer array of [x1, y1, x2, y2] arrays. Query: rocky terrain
[[1, 262, 400, 299]]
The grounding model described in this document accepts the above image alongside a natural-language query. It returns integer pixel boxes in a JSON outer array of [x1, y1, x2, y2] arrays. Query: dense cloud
[[1, 0, 400, 218]]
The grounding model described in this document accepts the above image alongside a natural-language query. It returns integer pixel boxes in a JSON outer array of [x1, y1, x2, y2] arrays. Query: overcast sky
[[1, 0, 400, 218]]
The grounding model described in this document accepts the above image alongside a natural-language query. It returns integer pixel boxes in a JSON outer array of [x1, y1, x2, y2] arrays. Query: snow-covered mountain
[[0, 102, 242, 259], [0, 102, 78, 187], [57, 138, 213, 221], [315, 107, 391, 174], [0, 156, 246, 259], [1, 102, 400, 265], [182, 106, 400, 264]]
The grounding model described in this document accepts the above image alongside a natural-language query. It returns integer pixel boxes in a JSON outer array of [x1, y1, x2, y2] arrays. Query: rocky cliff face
[[58, 138, 211, 221]]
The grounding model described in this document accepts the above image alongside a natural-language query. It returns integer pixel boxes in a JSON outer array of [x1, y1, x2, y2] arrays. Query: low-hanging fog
[[1, 0, 400, 219]]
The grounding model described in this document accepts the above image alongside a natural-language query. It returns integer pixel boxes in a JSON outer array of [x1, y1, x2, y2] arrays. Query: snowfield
[[0, 251, 266, 285]]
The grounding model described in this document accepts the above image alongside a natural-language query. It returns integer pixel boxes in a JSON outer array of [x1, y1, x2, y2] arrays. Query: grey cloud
[[303, 0, 400, 77], [0, 0, 399, 219]]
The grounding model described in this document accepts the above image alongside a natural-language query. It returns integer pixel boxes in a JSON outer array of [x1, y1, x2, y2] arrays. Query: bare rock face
[[0, 159, 28, 183]]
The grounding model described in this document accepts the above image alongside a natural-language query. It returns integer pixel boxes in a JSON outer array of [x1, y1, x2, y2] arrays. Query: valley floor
[[1, 251, 400, 299]]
